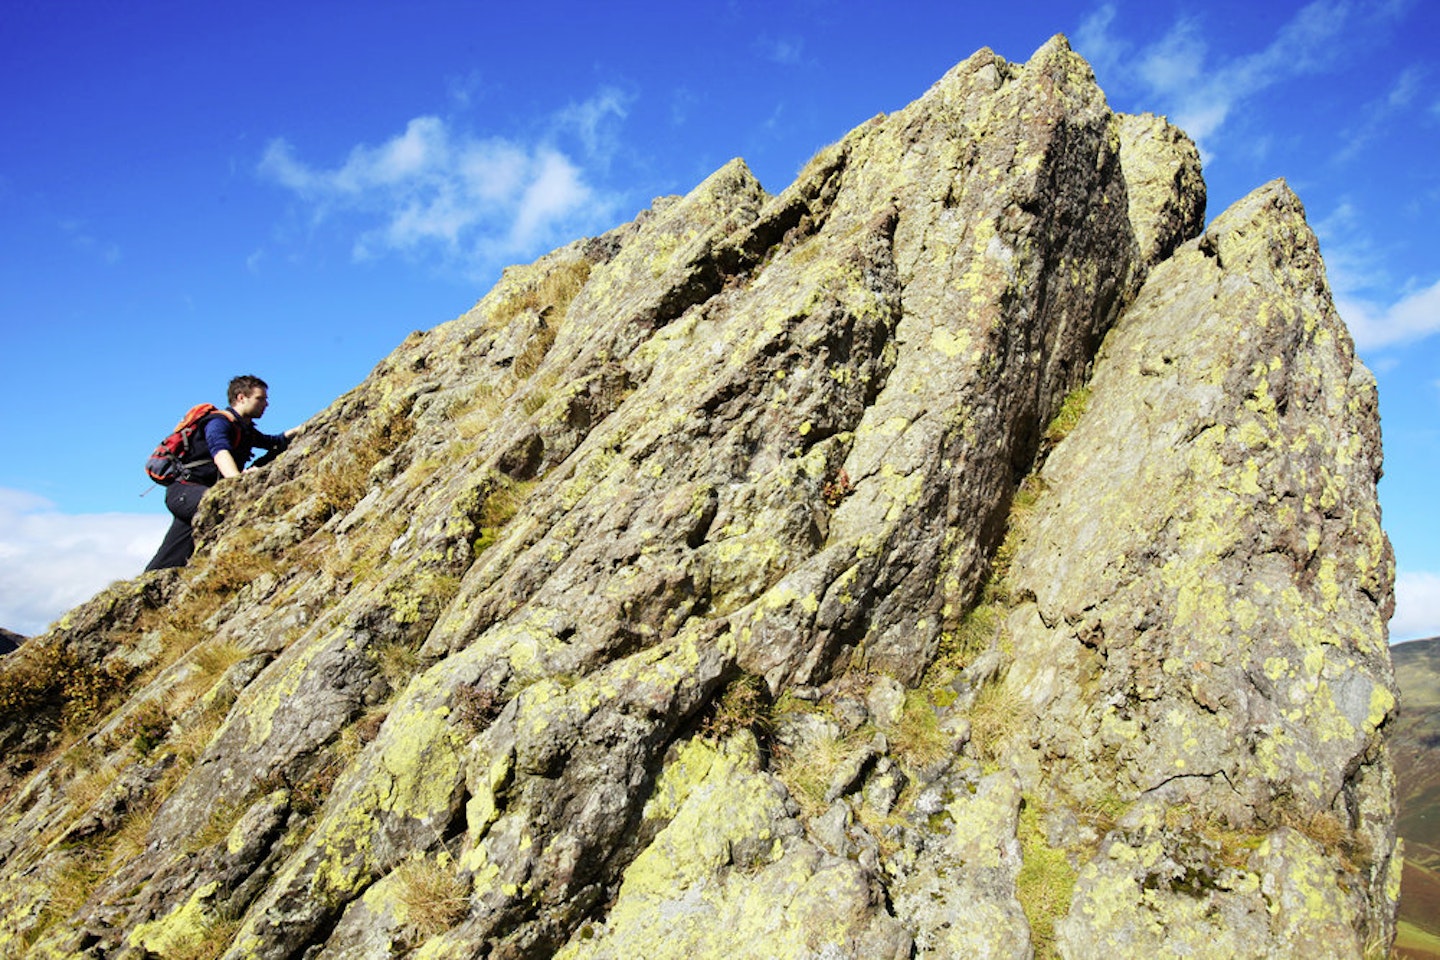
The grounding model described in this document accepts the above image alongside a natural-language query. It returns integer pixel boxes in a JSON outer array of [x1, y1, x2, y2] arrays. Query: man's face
[[234, 388, 269, 419]]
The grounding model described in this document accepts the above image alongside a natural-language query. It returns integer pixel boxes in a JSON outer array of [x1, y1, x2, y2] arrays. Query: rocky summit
[[0, 36, 1400, 960]]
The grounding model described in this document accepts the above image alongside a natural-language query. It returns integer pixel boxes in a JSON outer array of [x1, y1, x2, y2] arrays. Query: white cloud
[[1334, 64, 1426, 163], [551, 87, 630, 163], [1136, 20, 1206, 95], [1335, 277, 1440, 350], [511, 150, 591, 247], [259, 89, 628, 275], [754, 35, 806, 67], [0, 489, 168, 637], [1074, 0, 1376, 155], [1074, 4, 1125, 78], [1392, 570, 1440, 642], [1387, 65, 1424, 108]]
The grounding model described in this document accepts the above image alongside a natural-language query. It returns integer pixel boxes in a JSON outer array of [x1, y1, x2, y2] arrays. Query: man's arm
[[214, 449, 242, 478]]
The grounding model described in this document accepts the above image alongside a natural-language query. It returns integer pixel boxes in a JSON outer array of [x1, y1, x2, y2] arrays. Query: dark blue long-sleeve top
[[189, 408, 286, 484]]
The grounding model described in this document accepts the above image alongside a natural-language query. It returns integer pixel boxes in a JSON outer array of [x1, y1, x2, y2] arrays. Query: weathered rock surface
[[0, 35, 1398, 960]]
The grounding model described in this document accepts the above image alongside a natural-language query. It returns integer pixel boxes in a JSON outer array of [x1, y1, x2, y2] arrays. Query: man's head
[[228, 375, 270, 419]]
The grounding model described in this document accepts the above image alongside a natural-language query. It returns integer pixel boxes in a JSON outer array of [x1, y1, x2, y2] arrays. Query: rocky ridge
[[0, 36, 1399, 959]]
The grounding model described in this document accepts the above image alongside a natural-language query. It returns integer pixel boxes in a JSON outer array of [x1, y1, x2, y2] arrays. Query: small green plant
[[1016, 798, 1077, 959], [701, 673, 771, 741], [1043, 384, 1092, 446], [117, 700, 172, 756]]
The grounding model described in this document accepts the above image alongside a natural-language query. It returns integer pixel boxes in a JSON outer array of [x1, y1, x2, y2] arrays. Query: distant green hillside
[[1393, 636, 1440, 958]]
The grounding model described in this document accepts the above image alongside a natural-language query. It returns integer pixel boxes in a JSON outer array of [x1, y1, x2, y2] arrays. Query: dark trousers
[[145, 481, 210, 571]]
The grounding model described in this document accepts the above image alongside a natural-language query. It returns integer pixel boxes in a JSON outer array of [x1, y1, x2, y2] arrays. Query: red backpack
[[145, 404, 238, 485]]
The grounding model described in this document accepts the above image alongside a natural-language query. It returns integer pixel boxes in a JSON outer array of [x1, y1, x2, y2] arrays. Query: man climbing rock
[[145, 375, 298, 571]]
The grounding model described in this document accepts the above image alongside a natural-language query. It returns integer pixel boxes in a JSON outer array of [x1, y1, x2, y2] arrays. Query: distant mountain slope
[[1393, 636, 1440, 958]]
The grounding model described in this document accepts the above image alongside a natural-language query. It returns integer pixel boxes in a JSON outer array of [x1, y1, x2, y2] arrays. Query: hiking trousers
[[145, 481, 210, 571]]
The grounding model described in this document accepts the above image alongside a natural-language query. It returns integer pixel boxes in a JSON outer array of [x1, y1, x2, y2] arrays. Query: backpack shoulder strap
[[200, 408, 245, 451]]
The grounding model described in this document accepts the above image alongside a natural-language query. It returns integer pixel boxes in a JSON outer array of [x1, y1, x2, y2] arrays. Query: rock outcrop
[[0, 36, 1399, 959]]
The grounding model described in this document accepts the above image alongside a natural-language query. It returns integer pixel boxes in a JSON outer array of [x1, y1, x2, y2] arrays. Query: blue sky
[[1, 0, 1436, 640]]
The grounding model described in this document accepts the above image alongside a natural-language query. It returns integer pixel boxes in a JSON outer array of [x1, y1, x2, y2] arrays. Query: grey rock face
[[0, 34, 1396, 960], [1005, 179, 1398, 957]]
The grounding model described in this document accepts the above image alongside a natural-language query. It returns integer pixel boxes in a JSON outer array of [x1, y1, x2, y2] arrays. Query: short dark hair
[[228, 375, 269, 405]]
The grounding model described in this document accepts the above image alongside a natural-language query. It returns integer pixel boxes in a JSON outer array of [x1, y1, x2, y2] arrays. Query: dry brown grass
[[314, 405, 416, 517], [488, 257, 591, 331], [395, 852, 470, 940], [967, 680, 1026, 766]]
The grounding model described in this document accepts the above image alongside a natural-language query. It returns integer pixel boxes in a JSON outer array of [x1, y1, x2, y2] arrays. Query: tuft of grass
[[21, 853, 105, 951], [1281, 808, 1373, 873], [471, 476, 537, 556], [513, 322, 559, 380], [65, 762, 123, 816], [772, 713, 873, 821], [372, 640, 421, 695], [116, 700, 172, 757], [108, 799, 159, 866], [888, 689, 953, 769], [314, 404, 416, 517], [967, 680, 1026, 767], [988, 476, 1047, 597], [164, 916, 242, 960], [936, 601, 1005, 677], [488, 257, 592, 331], [185, 799, 246, 854], [395, 852, 470, 941], [330, 513, 409, 586], [191, 639, 247, 680]]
